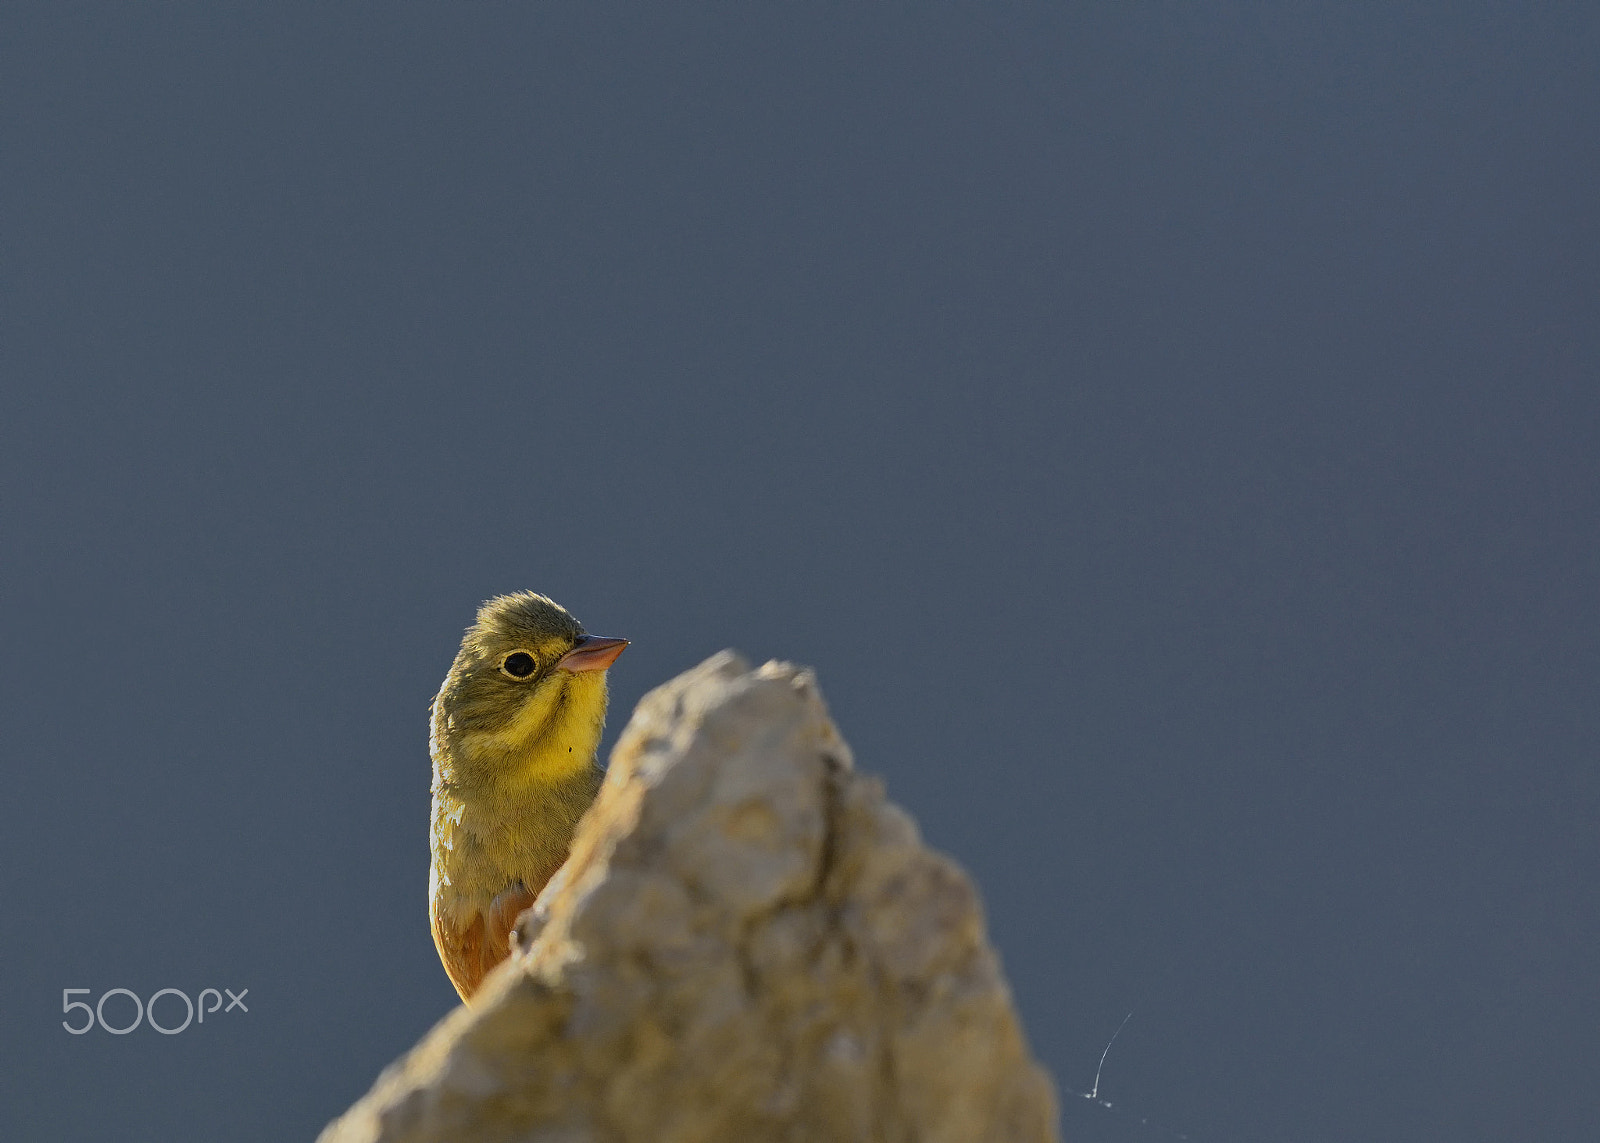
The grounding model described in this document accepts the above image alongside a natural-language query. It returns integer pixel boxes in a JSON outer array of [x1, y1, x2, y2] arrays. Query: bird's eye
[[500, 652, 537, 679]]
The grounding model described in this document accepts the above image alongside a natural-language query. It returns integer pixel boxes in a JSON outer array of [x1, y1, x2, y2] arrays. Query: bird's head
[[430, 592, 627, 789]]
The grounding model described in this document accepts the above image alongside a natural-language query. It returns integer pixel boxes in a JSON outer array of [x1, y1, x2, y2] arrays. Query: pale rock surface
[[320, 651, 1059, 1143]]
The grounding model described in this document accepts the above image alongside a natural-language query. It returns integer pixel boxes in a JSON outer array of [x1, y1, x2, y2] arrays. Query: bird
[[427, 592, 627, 1002]]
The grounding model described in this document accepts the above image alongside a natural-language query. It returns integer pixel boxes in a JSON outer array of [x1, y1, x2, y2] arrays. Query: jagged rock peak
[[320, 650, 1059, 1143]]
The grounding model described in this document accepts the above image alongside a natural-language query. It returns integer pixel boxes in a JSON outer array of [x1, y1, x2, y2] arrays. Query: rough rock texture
[[320, 652, 1059, 1143]]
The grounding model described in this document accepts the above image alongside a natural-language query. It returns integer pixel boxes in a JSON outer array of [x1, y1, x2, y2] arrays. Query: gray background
[[3, 3, 1596, 1140]]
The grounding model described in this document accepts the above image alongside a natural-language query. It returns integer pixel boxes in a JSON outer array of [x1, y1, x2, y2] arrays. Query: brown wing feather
[[431, 882, 541, 1002], [485, 883, 539, 964], [431, 907, 486, 1001]]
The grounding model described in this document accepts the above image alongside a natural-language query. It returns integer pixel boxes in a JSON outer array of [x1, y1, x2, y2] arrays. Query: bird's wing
[[485, 882, 539, 967], [431, 907, 486, 1002], [431, 883, 540, 1002]]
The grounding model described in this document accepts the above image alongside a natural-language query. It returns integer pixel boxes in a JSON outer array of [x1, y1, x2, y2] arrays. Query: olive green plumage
[[428, 592, 626, 1000]]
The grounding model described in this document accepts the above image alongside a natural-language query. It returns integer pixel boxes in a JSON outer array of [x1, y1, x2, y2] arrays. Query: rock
[[320, 652, 1059, 1143]]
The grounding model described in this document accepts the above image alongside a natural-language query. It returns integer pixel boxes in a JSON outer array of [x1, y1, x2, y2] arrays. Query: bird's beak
[[555, 635, 629, 674]]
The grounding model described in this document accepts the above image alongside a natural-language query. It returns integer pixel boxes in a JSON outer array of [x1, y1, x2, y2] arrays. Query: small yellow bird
[[428, 592, 627, 1001]]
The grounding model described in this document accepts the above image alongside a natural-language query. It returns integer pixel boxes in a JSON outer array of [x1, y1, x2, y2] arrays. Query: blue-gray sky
[[3, 4, 1597, 1140]]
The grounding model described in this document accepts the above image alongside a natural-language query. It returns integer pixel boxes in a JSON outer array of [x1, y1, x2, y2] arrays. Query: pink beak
[[555, 635, 629, 674]]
